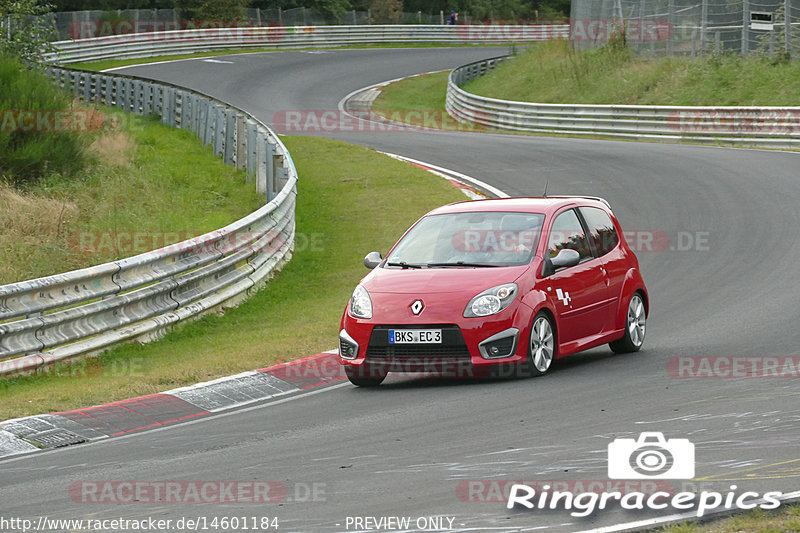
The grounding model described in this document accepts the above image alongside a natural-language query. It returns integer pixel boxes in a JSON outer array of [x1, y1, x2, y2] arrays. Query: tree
[[1, 0, 56, 66], [179, 0, 247, 20], [312, 0, 350, 22], [370, 0, 401, 24]]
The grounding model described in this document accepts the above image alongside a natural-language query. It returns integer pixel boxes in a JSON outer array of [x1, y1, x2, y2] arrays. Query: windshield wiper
[[386, 261, 424, 269], [425, 261, 499, 268]]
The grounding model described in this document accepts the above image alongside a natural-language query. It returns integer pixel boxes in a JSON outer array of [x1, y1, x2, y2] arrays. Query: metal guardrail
[[1, 25, 566, 377], [47, 24, 569, 64], [0, 67, 297, 375], [446, 56, 800, 148]]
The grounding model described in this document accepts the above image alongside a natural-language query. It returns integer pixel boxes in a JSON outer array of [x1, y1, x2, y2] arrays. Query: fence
[[45, 8, 459, 41], [571, 0, 800, 57], [0, 68, 297, 376], [47, 25, 568, 64], [446, 56, 800, 147]]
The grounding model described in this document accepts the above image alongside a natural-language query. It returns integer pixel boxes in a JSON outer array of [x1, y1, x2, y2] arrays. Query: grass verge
[[0, 110, 262, 285], [660, 502, 800, 532], [465, 40, 800, 106], [371, 41, 800, 145], [0, 136, 468, 420], [371, 71, 490, 132]]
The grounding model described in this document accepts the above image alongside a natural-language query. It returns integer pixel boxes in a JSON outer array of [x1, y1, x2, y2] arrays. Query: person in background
[[447, 10, 458, 25]]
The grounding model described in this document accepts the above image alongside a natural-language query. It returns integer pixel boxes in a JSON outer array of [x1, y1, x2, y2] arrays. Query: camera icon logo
[[608, 432, 695, 479]]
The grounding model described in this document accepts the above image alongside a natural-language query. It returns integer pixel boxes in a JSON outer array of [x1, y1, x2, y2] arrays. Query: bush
[[0, 56, 89, 185], [370, 0, 402, 24], [0, 0, 56, 67]]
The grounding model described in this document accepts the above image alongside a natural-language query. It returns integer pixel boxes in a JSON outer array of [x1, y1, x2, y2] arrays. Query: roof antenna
[[542, 180, 548, 197]]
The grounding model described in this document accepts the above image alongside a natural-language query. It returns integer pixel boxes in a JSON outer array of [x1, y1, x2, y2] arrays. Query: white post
[[742, 0, 749, 54], [700, 0, 707, 53], [786, 0, 792, 57]]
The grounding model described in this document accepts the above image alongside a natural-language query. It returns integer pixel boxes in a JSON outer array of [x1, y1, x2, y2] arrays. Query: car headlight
[[350, 285, 373, 319], [464, 283, 518, 318]]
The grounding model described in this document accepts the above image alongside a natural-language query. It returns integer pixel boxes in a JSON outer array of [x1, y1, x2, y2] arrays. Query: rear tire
[[609, 292, 646, 354], [525, 312, 556, 377], [345, 364, 387, 387]]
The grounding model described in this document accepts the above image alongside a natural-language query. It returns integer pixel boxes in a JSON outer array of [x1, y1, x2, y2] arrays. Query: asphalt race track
[[1, 48, 799, 532]]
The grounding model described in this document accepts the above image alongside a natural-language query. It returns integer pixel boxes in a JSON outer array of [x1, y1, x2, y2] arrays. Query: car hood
[[361, 265, 529, 295]]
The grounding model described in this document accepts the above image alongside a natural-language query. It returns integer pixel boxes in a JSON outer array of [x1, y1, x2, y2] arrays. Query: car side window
[[547, 209, 592, 263], [580, 207, 620, 258]]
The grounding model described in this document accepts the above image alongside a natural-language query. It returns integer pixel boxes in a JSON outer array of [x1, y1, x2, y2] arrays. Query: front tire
[[525, 312, 556, 377], [345, 364, 387, 387], [609, 292, 646, 354]]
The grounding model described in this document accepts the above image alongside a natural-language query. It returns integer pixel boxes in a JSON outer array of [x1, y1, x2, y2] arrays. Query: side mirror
[[363, 251, 382, 269], [541, 248, 580, 276]]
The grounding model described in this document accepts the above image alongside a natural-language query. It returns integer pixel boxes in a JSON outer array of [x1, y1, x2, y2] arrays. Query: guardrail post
[[117, 79, 128, 110], [202, 99, 214, 146], [87, 73, 96, 102], [104, 75, 114, 106], [271, 152, 287, 202], [174, 90, 183, 128], [133, 80, 144, 114], [165, 87, 177, 126], [180, 92, 192, 130], [266, 140, 276, 201], [144, 81, 152, 115], [224, 110, 237, 166], [235, 114, 247, 171], [256, 129, 268, 194], [213, 107, 225, 157], [142, 82, 153, 115], [189, 95, 201, 134], [71, 71, 80, 98], [246, 120, 257, 183]]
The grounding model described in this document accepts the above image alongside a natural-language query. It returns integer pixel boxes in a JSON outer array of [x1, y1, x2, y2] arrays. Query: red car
[[338, 197, 648, 387]]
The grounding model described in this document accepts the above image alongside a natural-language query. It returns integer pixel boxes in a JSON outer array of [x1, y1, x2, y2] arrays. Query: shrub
[[0, 56, 89, 185]]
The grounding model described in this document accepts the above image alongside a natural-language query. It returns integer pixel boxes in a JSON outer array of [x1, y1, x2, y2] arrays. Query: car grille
[[366, 325, 471, 362]]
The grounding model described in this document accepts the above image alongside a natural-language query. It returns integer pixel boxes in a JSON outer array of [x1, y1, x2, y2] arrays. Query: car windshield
[[386, 211, 545, 268]]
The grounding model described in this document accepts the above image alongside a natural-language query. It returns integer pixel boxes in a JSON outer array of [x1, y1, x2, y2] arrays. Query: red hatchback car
[[338, 197, 648, 386]]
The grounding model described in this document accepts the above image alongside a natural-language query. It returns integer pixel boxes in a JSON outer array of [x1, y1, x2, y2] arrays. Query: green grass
[[465, 40, 800, 105], [0, 109, 262, 285], [0, 136, 468, 420], [660, 502, 800, 532], [371, 71, 490, 132], [1, 56, 89, 182]]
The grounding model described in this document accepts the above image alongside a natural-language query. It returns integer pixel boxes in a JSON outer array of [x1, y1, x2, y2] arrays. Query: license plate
[[389, 329, 442, 344]]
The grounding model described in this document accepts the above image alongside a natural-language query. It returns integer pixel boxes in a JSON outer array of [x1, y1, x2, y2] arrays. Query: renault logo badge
[[411, 300, 424, 315]]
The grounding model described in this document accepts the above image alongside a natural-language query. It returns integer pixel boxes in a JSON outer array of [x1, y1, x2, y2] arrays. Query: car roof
[[427, 196, 612, 217]]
